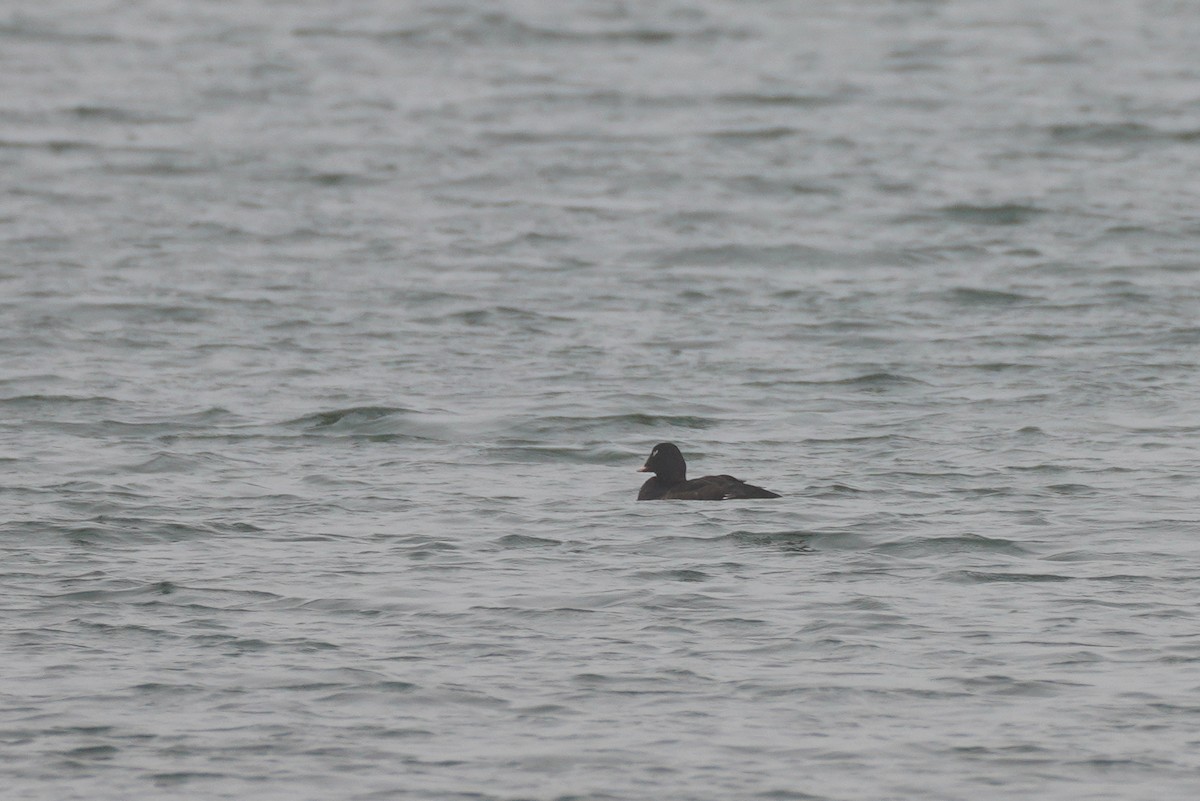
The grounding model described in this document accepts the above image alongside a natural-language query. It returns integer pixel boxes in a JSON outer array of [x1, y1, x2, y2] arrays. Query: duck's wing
[[660, 477, 730, 500], [662, 475, 781, 501], [716, 475, 781, 499]]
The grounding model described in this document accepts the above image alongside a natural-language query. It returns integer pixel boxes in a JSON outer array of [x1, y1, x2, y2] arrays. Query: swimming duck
[[637, 442, 781, 500]]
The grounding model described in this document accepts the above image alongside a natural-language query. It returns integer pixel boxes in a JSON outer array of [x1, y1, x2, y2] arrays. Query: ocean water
[[4, 1, 1200, 799]]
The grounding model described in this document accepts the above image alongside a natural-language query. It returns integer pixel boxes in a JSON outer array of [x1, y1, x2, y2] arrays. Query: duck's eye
[[651, 449, 658, 457]]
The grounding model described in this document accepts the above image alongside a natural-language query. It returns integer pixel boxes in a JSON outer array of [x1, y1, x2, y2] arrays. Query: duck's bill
[[637, 465, 650, 472]]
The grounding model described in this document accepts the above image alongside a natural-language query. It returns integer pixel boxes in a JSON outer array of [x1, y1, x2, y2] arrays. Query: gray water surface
[[4, 1, 1200, 799]]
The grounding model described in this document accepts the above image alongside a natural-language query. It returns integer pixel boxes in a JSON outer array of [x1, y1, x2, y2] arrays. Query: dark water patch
[[946, 485, 1017, 498], [402, 540, 460, 560], [293, 169, 387, 188], [481, 88, 653, 110], [640, 592, 727, 613], [151, 772, 228, 787], [725, 175, 838, 196], [286, 406, 434, 438], [190, 634, 277, 654], [0, 394, 123, 412], [58, 581, 281, 607], [66, 105, 186, 125], [487, 442, 635, 464], [811, 482, 867, 495], [184, 221, 253, 240], [663, 209, 741, 231], [1106, 421, 1200, 435], [706, 126, 802, 142], [652, 243, 838, 269], [887, 469, 987, 481], [1046, 122, 1200, 146], [649, 335, 725, 351], [965, 362, 1037, 372], [1049, 650, 1106, 667], [507, 413, 720, 437], [838, 596, 891, 612], [125, 452, 211, 474], [633, 569, 710, 583], [718, 530, 814, 553], [496, 534, 562, 548], [749, 373, 927, 390], [387, 288, 468, 307], [716, 91, 852, 108], [890, 243, 991, 265], [752, 787, 839, 800], [52, 517, 235, 545], [61, 744, 119, 759], [933, 203, 1046, 226], [1009, 463, 1070, 474], [424, 306, 573, 330], [944, 287, 1034, 305], [946, 742, 1055, 762], [125, 681, 206, 694], [3, 515, 260, 543], [802, 434, 901, 446], [42, 726, 117, 737], [827, 372, 927, 388], [1068, 757, 1163, 770], [877, 534, 1032, 557], [946, 570, 1071, 583], [1041, 550, 1102, 563], [1043, 483, 1096, 495], [61, 301, 209, 324], [1159, 327, 1200, 345], [315, 682, 419, 703], [99, 159, 215, 178], [483, 19, 749, 46], [476, 128, 658, 146], [297, 14, 744, 47], [286, 598, 385, 619], [0, 137, 94, 153], [0, 21, 122, 44], [953, 674, 1084, 697], [475, 606, 607, 624]]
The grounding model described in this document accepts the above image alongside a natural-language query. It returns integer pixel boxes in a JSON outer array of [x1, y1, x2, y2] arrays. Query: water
[[4, 1, 1200, 798]]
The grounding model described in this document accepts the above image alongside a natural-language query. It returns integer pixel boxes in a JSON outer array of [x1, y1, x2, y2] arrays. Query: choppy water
[[5, 1, 1200, 799]]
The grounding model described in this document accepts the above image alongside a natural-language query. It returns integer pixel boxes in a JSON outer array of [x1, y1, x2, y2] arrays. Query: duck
[[636, 442, 781, 500]]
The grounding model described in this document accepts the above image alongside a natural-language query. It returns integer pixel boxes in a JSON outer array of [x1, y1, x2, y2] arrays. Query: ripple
[[945, 287, 1034, 305], [719, 530, 814, 553], [496, 534, 562, 548], [633, 569, 711, 582], [945, 570, 1072, 583], [933, 203, 1046, 226], [1046, 122, 1200, 145], [507, 413, 721, 437], [877, 534, 1033, 557], [284, 406, 449, 440]]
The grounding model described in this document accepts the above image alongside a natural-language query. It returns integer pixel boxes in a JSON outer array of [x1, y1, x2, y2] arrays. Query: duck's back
[[660, 474, 781, 501]]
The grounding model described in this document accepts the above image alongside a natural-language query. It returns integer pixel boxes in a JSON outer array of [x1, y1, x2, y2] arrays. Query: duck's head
[[638, 442, 686, 481]]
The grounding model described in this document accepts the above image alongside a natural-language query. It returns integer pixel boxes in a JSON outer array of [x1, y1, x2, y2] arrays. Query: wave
[[1046, 122, 1200, 145], [935, 203, 1046, 226], [284, 406, 445, 440], [945, 287, 1034, 305], [294, 13, 746, 47], [875, 534, 1034, 557]]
